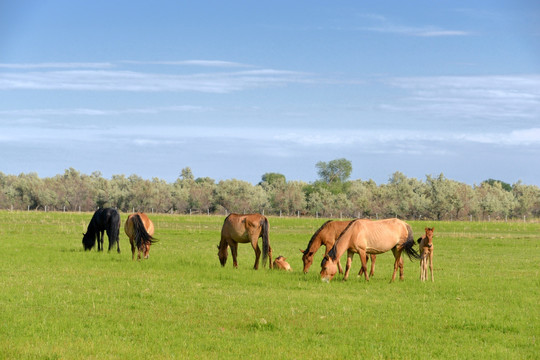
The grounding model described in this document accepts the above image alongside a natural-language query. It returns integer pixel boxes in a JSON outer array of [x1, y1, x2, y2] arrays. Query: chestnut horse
[[320, 218, 420, 282], [124, 212, 157, 260], [300, 220, 376, 276], [217, 213, 272, 269], [418, 227, 435, 282], [273, 256, 292, 271], [82, 208, 121, 253]]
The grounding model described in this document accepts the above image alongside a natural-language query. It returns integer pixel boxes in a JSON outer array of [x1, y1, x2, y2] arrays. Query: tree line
[[1, 159, 539, 220]]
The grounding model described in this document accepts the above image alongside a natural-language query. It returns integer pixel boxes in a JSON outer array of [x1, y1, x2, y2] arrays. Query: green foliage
[[1, 168, 539, 220], [0, 211, 538, 359], [315, 158, 352, 184]]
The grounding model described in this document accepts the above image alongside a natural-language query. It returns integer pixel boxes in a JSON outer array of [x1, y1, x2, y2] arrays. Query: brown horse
[[217, 213, 272, 269], [320, 218, 420, 282], [418, 227, 435, 282], [300, 220, 376, 276], [273, 256, 292, 271], [124, 212, 157, 260]]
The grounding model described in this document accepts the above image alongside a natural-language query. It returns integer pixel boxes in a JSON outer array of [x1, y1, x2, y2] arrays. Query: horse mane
[[82, 209, 102, 250], [303, 220, 333, 256], [321, 218, 362, 267]]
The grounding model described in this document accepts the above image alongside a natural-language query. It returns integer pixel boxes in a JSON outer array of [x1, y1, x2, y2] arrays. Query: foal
[[417, 227, 435, 282]]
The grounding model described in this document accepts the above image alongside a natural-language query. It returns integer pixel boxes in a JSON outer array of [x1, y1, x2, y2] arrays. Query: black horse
[[82, 208, 121, 253]]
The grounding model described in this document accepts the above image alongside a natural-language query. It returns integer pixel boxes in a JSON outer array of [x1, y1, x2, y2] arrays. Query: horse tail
[[109, 211, 121, 249], [402, 224, 421, 260], [132, 214, 156, 249], [260, 216, 270, 268]]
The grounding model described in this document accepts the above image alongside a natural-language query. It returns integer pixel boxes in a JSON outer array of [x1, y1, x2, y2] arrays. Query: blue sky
[[1, 0, 539, 185]]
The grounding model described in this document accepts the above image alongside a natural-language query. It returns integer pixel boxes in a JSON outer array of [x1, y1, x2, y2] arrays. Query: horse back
[[354, 218, 410, 253], [221, 213, 265, 243]]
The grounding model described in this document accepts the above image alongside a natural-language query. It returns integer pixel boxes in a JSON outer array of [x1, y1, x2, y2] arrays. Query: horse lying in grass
[[217, 213, 272, 269], [273, 256, 292, 271], [82, 208, 121, 253], [418, 227, 435, 282], [320, 218, 420, 283], [300, 220, 376, 276], [124, 212, 157, 260]]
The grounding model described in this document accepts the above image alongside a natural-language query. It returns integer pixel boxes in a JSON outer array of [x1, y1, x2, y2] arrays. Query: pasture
[[0, 211, 538, 359]]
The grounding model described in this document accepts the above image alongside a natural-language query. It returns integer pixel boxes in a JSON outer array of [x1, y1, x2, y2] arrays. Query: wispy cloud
[[0, 62, 312, 92], [358, 14, 470, 37], [0, 62, 114, 69], [383, 75, 540, 122], [0, 105, 207, 117]]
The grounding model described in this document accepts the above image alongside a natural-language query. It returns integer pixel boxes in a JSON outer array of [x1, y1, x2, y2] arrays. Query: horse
[[418, 227, 435, 282], [124, 212, 157, 260], [273, 256, 292, 271], [82, 208, 121, 253], [217, 213, 272, 269], [320, 218, 420, 282], [300, 220, 376, 276]]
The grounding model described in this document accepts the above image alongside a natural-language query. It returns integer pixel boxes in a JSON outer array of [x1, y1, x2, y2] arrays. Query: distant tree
[[180, 167, 194, 181], [260, 172, 286, 186], [316, 158, 352, 184], [483, 179, 512, 192], [189, 177, 215, 212]]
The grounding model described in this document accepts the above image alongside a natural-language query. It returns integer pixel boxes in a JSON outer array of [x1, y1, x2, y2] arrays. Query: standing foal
[[418, 227, 435, 282]]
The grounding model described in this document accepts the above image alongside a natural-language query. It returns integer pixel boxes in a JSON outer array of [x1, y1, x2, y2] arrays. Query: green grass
[[0, 211, 538, 359]]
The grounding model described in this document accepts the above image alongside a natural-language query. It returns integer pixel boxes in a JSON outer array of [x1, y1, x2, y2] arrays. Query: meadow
[[0, 211, 538, 359]]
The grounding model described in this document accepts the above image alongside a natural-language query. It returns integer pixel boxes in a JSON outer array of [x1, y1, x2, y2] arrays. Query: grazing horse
[[300, 220, 376, 276], [82, 208, 121, 253], [320, 218, 420, 282], [217, 213, 272, 269], [124, 212, 157, 260], [418, 227, 435, 282], [273, 256, 292, 271]]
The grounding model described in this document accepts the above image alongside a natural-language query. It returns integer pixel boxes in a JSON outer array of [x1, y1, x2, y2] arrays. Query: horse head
[[82, 232, 94, 251], [300, 249, 315, 274], [320, 255, 338, 282], [217, 243, 228, 266]]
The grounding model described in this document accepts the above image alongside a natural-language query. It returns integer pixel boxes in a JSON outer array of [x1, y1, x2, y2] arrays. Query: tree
[[260, 172, 286, 186], [316, 158, 352, 184]]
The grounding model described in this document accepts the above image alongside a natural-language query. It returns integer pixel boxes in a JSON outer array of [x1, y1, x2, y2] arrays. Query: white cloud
[[0, 67, 311, 93], [358, 14, 470, 37], [383, 75, 540, 121]]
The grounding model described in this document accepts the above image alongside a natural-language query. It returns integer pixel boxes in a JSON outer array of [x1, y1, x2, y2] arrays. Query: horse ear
[[299, 249, 305, 254], [425, 227, 428, 231]]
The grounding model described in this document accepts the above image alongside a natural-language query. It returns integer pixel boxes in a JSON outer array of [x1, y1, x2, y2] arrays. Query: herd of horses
[[82, 208, 157, 260], [83, 209, 435, 282]]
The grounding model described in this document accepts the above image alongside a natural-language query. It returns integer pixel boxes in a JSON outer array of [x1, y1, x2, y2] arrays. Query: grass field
[[0, 211, 538, 359]]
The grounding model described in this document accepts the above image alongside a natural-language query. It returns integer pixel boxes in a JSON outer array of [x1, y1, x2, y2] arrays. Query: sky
[[1, 0, 539, 186]]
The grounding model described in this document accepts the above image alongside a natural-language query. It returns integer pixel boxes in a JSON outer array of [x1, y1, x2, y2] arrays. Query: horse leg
[[116, 228, 121, 254], [230, 242, 240, 269], [343, 250, 354, 280], [358, 250, 369, 281], [390, 248, 402, 282], [249, 240, 261, 270], [369, 254, 376, 277], [130, 239, 136, 261], [357, 253, 364, 277], [97, 231, 103, 251], [338, 258, 344, 274], [398, 256, 404, 280], [429, 250, 434, 282]]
